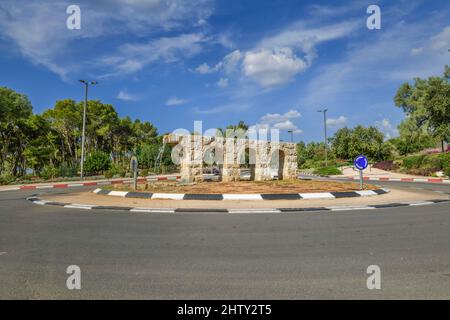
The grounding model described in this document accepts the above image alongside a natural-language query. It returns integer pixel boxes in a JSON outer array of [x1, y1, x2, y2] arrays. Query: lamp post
[[78, 80, 98, 179], [317, 108, 328, 167], [287, 130, 294, 143]]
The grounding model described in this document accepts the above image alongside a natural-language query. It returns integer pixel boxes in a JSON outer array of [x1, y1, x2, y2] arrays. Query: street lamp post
[[317, 108, 328, 167], [287, 130, 294, 143], [78, 80, 98, 179]]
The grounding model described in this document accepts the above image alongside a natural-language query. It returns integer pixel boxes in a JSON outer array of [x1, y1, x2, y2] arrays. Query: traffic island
[[30, 178, 450, 213]]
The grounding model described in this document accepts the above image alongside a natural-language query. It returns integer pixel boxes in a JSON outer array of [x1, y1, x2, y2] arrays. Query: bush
[[39, 165, 59, 180], [402, 155, 425, 169], [0, 173, 15, 185], [313, 166, 342, 176], [140, 169, 149, 177], [444, 167, 450, 178], [373, 160, 399, 171], [58, 163, 77, 177], [104, 164, 121, 179], [84, 151, 111, 175]]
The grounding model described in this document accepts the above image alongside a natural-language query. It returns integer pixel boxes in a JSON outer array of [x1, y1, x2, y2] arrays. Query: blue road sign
[[354, 155, 368, 171]]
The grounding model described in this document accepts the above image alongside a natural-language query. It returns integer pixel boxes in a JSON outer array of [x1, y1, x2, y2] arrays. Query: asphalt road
[[0, 181, 449, 299]]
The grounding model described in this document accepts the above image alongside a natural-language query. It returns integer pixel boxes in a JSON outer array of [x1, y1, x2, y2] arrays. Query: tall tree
[[394, 65, 450, 151]]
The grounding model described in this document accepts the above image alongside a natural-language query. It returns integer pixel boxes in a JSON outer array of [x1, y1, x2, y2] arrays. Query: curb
[[0, 175, 181, 192], [93, 188, 390, 201], [344, 177, 450, 184], [26, 195, 450, 214]]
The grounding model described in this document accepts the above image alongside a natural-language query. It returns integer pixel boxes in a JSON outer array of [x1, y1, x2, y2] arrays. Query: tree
[[0, 87, 33, 175], [330, 125, 391, 161], [389, 117, 437, 155], [394, 65, 450, 151]]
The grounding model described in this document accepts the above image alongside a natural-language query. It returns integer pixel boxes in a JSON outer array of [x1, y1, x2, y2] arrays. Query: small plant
[[373, 160, 399, 171]]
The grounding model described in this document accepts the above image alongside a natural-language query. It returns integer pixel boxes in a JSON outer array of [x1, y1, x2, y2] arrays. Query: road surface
[[0, 181, 449, 299]]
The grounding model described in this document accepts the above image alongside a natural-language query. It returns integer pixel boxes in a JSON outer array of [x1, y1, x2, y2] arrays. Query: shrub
[[140, 169, 149, 177], [39, 165, 59, 180], [373, 160, 399, 171], [84, 151, 111, 175], [0, 173, 15, 185], [104, 164, 121, 179], [444, 167, 450, 178], [313, 166, 342, 176], [58, 163, 77, 177], [402, 155, 425, 169]]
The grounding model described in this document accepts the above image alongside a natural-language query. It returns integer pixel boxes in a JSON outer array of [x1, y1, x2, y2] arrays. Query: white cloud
[[0, 0, 213, 79], [431, 26, 450, 50], [195, 20, 359, 89], [410, 47, 424, 55], [166, 97, 188, 106], [242, 48, 307, 88], [326, 116, 348, 128], [117, 90, 139, 101], [261, 110, 301, 124], [217, 77, 229, 88], [100, 33, 206, 75], [375, 118, 399, 139], [251, 109, 303, 134], [195, 50, 242, 74], [302, 22, 450, 107]]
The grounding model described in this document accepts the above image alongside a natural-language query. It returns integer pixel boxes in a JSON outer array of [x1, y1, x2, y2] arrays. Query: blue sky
[[0, 0, 449, 142]]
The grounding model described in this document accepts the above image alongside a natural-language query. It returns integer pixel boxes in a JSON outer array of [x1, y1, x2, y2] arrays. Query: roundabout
[[1, 178, 450, 298]]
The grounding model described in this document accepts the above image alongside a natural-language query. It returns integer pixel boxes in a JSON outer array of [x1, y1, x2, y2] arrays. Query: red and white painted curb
[[0, 175, 181, 192], [344, 176, 450, 184]]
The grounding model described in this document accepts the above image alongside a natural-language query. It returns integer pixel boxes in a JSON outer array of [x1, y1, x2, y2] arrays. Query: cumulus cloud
[[250, 109, 303, 134], [242, 48, 307, 88], [326, 116, 348, 128], [195, 20, 359, 89]]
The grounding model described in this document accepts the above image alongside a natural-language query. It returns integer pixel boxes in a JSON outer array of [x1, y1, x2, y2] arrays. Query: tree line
[[298, 66, 449, 168], [0, 87, 173, 183]]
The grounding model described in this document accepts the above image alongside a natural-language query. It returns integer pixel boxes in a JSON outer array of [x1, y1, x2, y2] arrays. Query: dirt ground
[[104, 179, 377, 194]]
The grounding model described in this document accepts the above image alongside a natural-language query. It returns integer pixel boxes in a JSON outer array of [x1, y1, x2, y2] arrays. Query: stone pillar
[[180, 135, 203, 183], [281, 142, 298, 180], [222, 137, 240, 182], [254, 140, 272, 181]]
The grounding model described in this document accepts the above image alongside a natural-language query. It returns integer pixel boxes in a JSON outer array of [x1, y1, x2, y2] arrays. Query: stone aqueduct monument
[[163, 133, 298, 183]]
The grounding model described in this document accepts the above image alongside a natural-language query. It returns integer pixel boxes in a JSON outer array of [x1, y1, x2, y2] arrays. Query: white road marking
[[327, 206, 376, 211], [0, 252, 7, 256], [130, 208, 175, 213], [228, 208, 281, 214], [407, 201, 435, 206], [64, 204, 95, 210]]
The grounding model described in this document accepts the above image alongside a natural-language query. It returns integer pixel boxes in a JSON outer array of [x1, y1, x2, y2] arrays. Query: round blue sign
[[354, 155, 368, 170]]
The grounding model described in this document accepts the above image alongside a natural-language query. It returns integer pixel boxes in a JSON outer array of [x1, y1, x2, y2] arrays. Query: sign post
[[130, 156, 138, 191], [354, 155, 368, 190]]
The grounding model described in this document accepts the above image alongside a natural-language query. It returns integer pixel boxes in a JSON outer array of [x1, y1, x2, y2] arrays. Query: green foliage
[[58, 163, 78, 178], [402, 155, 425, 169], [394, 66, 450, 149], [389, 117, 437, 155], [330, 125, 392, 161], [84, 151, 111, 175], [39, 165, 59, 180], [313, 166, 342, 176], [0, 173, 15, 185]]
